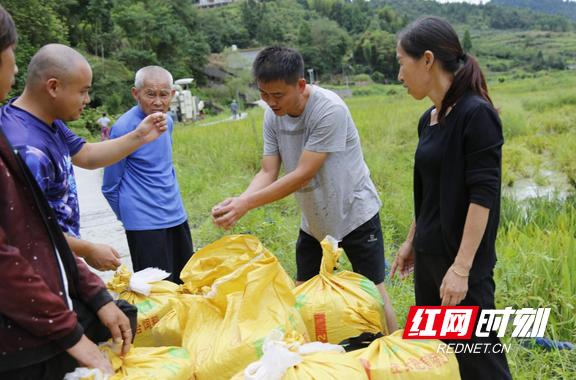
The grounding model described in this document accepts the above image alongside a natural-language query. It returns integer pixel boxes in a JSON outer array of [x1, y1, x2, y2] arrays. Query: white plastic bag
[[63, 367, 108, 380], [243, 329, 345, 380], [127, 267, 171, 296]]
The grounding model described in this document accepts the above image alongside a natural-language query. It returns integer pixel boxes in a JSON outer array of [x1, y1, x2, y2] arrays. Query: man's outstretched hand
[[84, 243, 121, 271], [134, 112, 168, 143], [211, 197, 250, 230]]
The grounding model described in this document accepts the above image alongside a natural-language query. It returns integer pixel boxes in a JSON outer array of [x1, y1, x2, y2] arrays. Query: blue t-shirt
[[0, 99, 85, 237], [102, 106, 187, 230]]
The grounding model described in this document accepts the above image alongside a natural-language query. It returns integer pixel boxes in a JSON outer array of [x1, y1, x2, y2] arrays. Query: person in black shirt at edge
[[390, 16, 512, 380]]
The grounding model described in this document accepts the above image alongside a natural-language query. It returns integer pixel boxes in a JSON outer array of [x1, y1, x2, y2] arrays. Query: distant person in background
[[390, 16, 511, 380], [211, 46, 398, 333], [102, 66, 193, 284], [168, 108, 178, 123], [0, 44, 168, 272], [0, 7, 135, 379], [97, 112, 111, 141], [230, 99, 238, 119]]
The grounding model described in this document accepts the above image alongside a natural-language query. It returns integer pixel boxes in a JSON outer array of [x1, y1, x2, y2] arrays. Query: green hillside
[[492, 0, 576, 21], [470, 29, 576, 74]]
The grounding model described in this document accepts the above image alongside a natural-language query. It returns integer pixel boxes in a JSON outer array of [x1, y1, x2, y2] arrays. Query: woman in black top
[[390, 17, 512, 380]]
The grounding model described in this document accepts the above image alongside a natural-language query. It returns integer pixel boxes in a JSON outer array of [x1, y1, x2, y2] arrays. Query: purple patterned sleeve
[[57, 121, 86, 156]]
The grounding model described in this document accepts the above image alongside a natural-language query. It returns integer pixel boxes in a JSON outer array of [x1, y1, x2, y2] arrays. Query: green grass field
[[172, 71, 576, 379]]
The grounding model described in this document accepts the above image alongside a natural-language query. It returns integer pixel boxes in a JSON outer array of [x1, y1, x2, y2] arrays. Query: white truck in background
[[170, 78, 204, 122]]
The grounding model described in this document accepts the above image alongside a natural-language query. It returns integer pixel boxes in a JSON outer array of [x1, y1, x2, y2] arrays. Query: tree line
[[3, 0, 574, 114]]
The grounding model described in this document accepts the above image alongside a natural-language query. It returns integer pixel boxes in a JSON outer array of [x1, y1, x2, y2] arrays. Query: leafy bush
[[488, 62, 510, 72], [351, 73, 372, 83], [370, 71, 386, 83]]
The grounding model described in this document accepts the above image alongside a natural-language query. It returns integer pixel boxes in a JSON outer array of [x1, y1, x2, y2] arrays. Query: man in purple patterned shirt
[[1, 44, 167, 271]]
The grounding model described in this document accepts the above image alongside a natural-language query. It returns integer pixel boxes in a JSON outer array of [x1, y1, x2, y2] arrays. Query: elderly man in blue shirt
[[102, 66, 192, 283]]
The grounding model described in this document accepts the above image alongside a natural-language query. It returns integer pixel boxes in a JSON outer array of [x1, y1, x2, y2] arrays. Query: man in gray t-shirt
[[212, 46, 397, 332], [262, 84, 380, 242]]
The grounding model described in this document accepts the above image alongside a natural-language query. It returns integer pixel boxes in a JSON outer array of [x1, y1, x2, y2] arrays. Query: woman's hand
[[390, 241, 415, 279], [97, 302, 132, 356], [66, 335, 114, 374], [440, 265, 470, 306]]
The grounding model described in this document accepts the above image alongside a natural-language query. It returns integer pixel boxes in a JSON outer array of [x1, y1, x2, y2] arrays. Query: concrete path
[[197, 111, 248, 127], [75, 166, 132, 283]]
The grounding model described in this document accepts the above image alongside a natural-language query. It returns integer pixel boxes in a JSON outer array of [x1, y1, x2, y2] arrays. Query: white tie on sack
[[325, 235, 339, 251], [128, 267, 171, 296], [63, 367, 108, 380], [243, 329, 345, 380]]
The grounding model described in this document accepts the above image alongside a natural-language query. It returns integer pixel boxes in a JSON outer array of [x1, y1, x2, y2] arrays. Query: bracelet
[[450, 266, 469, 278]]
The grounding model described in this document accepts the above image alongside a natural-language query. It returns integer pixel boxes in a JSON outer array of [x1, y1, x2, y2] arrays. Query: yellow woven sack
[[107, 266, 180, 347], [107, 344, 193, 380], [182, 253, 308, 380], [148, 294, 204, 347], [64, 345, 193, 380], [180, 234, 294, 312], [294, 236, 387, 344], [231, 330, 369, 380], [347, 329, 461, 379]]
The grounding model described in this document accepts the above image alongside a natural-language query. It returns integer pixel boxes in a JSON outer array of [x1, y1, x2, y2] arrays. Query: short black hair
[[252, 46, 304, 84], [0, 6, 17, 56]]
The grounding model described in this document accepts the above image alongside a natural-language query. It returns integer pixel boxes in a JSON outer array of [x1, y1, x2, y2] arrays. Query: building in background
[[196, 0, 236, 9]]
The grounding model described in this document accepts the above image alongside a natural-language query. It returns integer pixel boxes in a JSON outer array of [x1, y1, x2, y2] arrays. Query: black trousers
[[1, 300, 137, 380], [414, 250, 512, 380], [126, 220, 193, 284]]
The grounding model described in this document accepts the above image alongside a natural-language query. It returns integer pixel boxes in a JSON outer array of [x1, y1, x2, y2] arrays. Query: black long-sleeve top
[[413, 92, 504, 278]]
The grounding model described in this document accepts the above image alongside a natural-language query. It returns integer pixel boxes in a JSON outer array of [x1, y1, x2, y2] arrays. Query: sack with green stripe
[[107, 266, 180, 347], [293, 236, 388, 344]]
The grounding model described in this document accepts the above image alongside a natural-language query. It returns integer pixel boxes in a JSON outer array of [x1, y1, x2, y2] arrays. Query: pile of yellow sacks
[[66, 234, 460, 380]]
